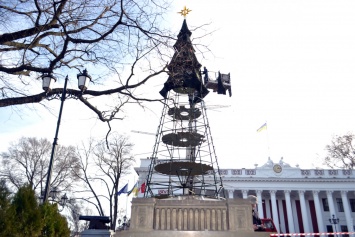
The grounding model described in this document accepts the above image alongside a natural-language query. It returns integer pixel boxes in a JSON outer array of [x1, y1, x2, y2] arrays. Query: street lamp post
[[39, 187, 70, 211], [42, 70, 91, 204], [123, 215, 127, 230], [329, 214, 340, 237], [117, 215, 130, 231], [59, 193, 69, 207]]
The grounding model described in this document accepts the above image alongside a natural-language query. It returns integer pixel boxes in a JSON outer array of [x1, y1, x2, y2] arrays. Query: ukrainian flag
[[127, 181, 139, 196], [257, 123, 267, 132], [131, 187, 139, 197]]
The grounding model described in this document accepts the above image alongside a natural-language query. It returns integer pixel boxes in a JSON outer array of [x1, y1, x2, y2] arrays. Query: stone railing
[[154, 202, 228, 231], [213, 168, 354, 178]]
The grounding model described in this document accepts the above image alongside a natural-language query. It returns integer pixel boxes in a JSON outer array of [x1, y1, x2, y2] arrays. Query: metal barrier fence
[[270, 232, 355, 236]]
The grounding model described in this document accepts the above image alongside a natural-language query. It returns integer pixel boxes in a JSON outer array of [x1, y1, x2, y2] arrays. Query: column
[[278, 198, 285, 233], [312, 190, 325, 235], [265, 197, 271, 218], [228, 189, 234, 199], [284, 190, 295, 233], [292, 199, 301, 233], [256, 190, 264, 218], [270, 190, 280, 233], [326, 191, 337, 217], [298, 190, 310, 233], [242, 189, 248, 199], [341, 191, 354, 236], [327, 191, 339, 235]]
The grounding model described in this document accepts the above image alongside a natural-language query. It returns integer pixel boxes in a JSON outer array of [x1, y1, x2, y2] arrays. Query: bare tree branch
[[324, 133, 355, 170], [74, 134, 135, 230], [0, 137, 80, 194]]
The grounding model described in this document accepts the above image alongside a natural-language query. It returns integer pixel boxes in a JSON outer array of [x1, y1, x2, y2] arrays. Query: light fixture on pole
[[42, 69, 91, 204], [49, 186, 59, 200], [329, 214, 339, 237], [117, 215, 130, 231], [42, 73, 57, 92], [77, 69, 92, 92], [59, 193, 68, 207], [122, 215, 127, 230]]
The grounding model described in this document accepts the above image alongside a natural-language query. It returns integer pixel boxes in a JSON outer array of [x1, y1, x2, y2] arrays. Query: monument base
[[115, 196, 270, 237], [118, 230, 269, 237], [81, 229, 114, 237]]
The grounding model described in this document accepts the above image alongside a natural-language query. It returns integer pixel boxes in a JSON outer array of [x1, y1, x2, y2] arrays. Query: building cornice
[[221, 177, 355, 183]]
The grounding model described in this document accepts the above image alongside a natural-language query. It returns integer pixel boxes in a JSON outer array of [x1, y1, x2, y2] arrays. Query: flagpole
[[257, 121, 270, 158], [125, 194, 128, 216], [126, 179, 132, 216], [125, 176, 137, 217]]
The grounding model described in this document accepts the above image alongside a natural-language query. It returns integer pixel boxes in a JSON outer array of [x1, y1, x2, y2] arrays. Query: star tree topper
[[178, 6, 191, 18]]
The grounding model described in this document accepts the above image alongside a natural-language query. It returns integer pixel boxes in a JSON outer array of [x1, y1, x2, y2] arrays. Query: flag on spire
[[257, 123, 267, 132], [116, 183, 128, 196]]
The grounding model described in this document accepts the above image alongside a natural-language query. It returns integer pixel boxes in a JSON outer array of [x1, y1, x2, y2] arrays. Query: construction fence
[[270, 232, 355, 236]]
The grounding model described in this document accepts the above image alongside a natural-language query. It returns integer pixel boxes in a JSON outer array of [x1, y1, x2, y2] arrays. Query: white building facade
[[135, 157, 355, 235]]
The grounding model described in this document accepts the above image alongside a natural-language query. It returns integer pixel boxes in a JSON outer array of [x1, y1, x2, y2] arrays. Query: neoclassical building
[[135, 157, 355, 234]]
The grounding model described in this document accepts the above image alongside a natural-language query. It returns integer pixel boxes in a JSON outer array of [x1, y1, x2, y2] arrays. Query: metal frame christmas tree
[[144, 8, 231, 200]]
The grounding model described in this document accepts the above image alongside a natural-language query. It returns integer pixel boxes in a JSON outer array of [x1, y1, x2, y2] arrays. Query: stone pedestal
[[80, 229, 114, 237], [116, 197, 270, 237], [79, 215, 113, 237]]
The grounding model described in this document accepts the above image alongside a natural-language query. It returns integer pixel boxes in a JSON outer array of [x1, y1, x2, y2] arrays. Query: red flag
[[140, 182, 146, 193]]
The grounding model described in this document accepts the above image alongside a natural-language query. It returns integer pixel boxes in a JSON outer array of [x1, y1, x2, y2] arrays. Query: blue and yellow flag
[[257, 123, 267, 132], [127, 181, 139, 196], [131, 187, 139, 197]]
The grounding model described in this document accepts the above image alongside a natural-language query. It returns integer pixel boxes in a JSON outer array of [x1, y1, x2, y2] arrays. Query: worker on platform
[[202, 66, 208, 84], [247, 195, 266, 231]]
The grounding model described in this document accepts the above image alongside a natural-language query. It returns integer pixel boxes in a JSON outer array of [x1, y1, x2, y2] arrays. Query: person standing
[[247, 195, 265, 231]]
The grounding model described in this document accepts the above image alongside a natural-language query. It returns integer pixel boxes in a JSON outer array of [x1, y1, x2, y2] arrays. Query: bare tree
[[0, 137, 80, 194], [0, 0, 172, 122], [324, 133, 355, 170], [65, 199, 89, 236], [73, 133, 135, 230]]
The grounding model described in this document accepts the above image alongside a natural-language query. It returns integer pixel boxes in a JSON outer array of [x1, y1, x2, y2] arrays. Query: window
[[341, 225, 349, 237], [322, 198, 329, 212], [336, 198, 344, 212], [350, 199, 355, 212], [326, 225, 334, 237]]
